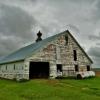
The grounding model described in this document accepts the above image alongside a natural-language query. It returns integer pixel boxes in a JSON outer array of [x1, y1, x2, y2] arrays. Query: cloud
[[88, 35, 100, 41], [88, 47, 100, 57], [0, 4, 36, 39], [0, 3, 38, 56], [92, 0, 100, 21], [88, 46, 100, 67], [0, 0, 100, 68], [0, 34, 23, 56]]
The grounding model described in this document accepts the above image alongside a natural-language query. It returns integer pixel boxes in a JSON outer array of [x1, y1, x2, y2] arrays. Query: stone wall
[[26, 32, 92, 78], [0, 61, 28, 80]]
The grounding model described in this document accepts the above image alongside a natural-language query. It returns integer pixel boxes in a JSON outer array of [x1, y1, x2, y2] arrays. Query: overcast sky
[[0, 0, 100, 67]]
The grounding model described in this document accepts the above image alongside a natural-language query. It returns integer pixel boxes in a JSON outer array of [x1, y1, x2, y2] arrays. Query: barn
[[0, 30, 93, 81]]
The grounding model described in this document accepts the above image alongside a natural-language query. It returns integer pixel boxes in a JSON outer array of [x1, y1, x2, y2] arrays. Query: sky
[[0, 0, 100, 68]]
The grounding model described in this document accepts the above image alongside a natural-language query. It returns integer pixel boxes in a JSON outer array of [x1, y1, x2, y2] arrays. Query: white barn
[[0, 30, 93, 81]]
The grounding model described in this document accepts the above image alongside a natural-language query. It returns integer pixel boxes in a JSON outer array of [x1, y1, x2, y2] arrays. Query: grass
[[0, 77, 100, 100]]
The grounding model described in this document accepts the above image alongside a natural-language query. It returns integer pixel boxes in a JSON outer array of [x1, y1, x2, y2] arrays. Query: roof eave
[[0, 59, 24, 65]]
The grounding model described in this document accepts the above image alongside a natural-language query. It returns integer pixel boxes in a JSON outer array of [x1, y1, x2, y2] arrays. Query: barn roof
[[0, 31, 66, 64], [0, 30, 93, 64]]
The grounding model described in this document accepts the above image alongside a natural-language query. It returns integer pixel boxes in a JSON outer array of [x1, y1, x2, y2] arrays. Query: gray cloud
[[0, 3, 39, 56], [0, 4, 35, 39], [88, 46, 100, 67], [88, 47, 100, 58], [88, 35, 100, 40], [92, 0, 100, 21], [96, 43, 100, 45], [0, 34, 23, 56], [0, 0, 100, 68]]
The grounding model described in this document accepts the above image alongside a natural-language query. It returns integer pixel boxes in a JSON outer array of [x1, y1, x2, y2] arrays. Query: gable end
[[66, 30, 93, 64]]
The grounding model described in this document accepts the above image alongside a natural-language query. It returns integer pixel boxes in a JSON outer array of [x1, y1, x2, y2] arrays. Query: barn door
[[29, 62, 49, 79]]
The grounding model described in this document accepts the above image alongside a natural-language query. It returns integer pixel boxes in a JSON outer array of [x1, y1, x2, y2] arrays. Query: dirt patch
[[95, 71, 100, 76]]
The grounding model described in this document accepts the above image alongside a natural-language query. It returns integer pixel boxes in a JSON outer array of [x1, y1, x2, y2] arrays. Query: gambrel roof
[[0, 30, 93, 64]]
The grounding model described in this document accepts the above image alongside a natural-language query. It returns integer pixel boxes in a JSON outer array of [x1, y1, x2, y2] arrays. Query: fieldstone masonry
[[0, 31, 92, 80]]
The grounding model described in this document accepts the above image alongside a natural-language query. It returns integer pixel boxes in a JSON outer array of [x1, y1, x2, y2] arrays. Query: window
[[73, 50, 77, 61], [57, 64, 62, 72], [14, 64, 15, 70], [65, 35, 68, 45], [87, 65, 90, 71], [6, 65, 7, 70], [75, 65, 79, 72]]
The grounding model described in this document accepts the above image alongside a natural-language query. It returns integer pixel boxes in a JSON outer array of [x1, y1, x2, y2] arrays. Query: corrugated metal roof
[[0, 31, 66, 64], [0, 56, 5, 60]]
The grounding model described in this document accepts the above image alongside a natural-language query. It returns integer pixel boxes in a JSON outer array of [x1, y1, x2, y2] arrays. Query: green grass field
[[0, 77, 100, 100]]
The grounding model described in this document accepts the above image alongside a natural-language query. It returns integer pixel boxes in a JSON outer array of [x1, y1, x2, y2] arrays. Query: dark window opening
[[75, 65, 79, 72], [87, 65, 90, 71], [73, 50, 77, 61], [6, 65, 7, 70], [57, 64, 62, 72], [65, 35, 68, 45], [29, 62, 49, 79], [14, 64, 15, 70]]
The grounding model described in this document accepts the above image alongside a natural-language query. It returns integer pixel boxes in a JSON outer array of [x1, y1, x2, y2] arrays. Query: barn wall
[[67, 34, 91, 72], [26, 32, 92, 78], [0, 32, 92, 80], [0, 61, 28, 80]]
